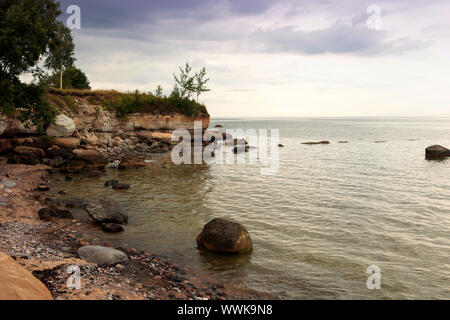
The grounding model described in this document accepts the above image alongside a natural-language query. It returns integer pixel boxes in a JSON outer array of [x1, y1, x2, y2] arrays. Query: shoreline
[[0, 158, 272, 300]]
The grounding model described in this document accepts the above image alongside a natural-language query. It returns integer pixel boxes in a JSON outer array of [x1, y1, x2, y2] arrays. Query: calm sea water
[[53, 118, 450, 299]]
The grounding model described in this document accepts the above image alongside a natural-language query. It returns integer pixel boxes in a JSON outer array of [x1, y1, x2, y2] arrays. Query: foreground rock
[[196, 218, 253, 254], [78, 246, 128, 265], [85, 199, 128, 224], [425, 145, 450, 160], [0, 252, 52, 300]]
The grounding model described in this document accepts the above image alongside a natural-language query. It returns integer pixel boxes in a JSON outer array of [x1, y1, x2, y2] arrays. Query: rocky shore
[[0, 94, 272, 300], [0, 159, 271, 300]]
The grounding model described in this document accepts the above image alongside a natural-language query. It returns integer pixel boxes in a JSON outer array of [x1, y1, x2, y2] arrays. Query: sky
[[56, 0, 450, 117]]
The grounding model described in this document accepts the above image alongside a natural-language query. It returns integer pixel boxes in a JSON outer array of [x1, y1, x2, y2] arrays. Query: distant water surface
[[52, 118, 450, 299]]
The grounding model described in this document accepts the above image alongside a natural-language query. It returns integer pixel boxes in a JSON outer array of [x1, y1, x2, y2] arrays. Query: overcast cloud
[[56, 0, 450, 117]]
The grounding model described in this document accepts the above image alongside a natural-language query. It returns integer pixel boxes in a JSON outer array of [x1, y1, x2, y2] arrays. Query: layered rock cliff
[[0, 92, 210, 172]]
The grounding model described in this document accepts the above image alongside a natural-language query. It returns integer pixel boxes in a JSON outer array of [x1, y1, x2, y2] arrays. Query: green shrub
[[103, 90, 208, 119]]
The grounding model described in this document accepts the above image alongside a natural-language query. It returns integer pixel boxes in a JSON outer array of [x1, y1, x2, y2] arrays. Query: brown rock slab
[[0, 252, 52, 300]]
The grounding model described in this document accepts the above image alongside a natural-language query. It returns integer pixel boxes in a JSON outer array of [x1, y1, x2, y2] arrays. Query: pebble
[[1, 179, 16, 188]]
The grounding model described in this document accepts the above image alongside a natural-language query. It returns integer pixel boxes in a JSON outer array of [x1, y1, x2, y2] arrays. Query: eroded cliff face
[[0, 99, 210, 136], [0, 96, 210, 171]]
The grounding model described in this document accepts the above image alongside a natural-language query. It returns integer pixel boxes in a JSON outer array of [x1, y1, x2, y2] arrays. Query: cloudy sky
[[58, 0, 450, 117]]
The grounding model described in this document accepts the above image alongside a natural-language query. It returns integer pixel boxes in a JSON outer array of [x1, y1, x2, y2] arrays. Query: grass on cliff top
[[46, 88, 208, 118]]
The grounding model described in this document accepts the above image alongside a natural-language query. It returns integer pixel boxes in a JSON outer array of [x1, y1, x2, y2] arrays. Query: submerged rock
[[302, 141, 330, 145], [85, 199, 128, 224], [233, 145, 250, 154], [78, 245, 128, 265], [102, 223, 125, 233], [112, 182, 130, 190], [425, 145, 450, 160], [38, 206, 73, 220], [104, 180, 119, 187], [118, 154, 147, 169], [196, 218, 253, 254]]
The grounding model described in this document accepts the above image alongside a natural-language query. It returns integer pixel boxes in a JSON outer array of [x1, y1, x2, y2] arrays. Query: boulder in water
[[425, 145, 450, 160], [85, 199, 128, 224], [196, 218, 253, 254]]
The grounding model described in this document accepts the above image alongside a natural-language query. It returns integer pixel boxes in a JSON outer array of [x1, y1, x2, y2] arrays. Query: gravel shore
[[0, 158, 271, 300]]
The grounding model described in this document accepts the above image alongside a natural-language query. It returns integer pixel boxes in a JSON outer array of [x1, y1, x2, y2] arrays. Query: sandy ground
[[0, 157, 272, 300]]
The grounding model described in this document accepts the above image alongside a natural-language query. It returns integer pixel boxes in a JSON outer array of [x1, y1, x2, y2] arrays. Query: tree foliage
[[45, 66, 90, 89], [173, 62, 211, 101], [0, 0, 73, 130]]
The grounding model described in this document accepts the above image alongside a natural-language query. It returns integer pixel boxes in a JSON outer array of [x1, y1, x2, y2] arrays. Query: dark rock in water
[[65, 175, 73, 181], [44, 156, 64, 168], [38, 206, 73, 220], [233, 138, 248, 146], [104, 180, 119, 187], [85, 198, 128, 224], [112, 182, 130, 190], [37, 184, 50, 192], [78, 245, 128, 265], [8, 146, 45, 165], [278, 144, 284, 147], [118, 154, 147, 169], [196, 218, 253, 254], [45, 145, 72, 159], [425, 145, 450, 160], [338, 141, 349, 144], [233, 145, 250, 154], [102, 223, 125, 233], [222, 132, 234, 143], [214, 124, 223, 128], [88, 170, 102, 178], [59, 159, 86, 173], [302, 141, 330, 145]]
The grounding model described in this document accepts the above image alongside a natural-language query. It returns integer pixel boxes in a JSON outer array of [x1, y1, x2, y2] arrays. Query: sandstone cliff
[[0, 91, 210, 171]]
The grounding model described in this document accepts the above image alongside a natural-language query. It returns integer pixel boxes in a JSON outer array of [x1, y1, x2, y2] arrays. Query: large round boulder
[[196, 218, 252, 254], [78, 246, 128, 265], [425, 145, 450, 160], [0, 252, 52, 300]]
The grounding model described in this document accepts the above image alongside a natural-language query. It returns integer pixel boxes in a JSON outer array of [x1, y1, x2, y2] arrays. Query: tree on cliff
[[44, 22, 75, 90], [0, 0, 70, 131], [46, 65, 90, 89], [173, 62, 210, 102], [194, 67, 210, 102]]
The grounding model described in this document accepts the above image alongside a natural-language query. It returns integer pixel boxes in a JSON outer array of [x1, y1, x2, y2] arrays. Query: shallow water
[[52, 118, 450, 299]]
